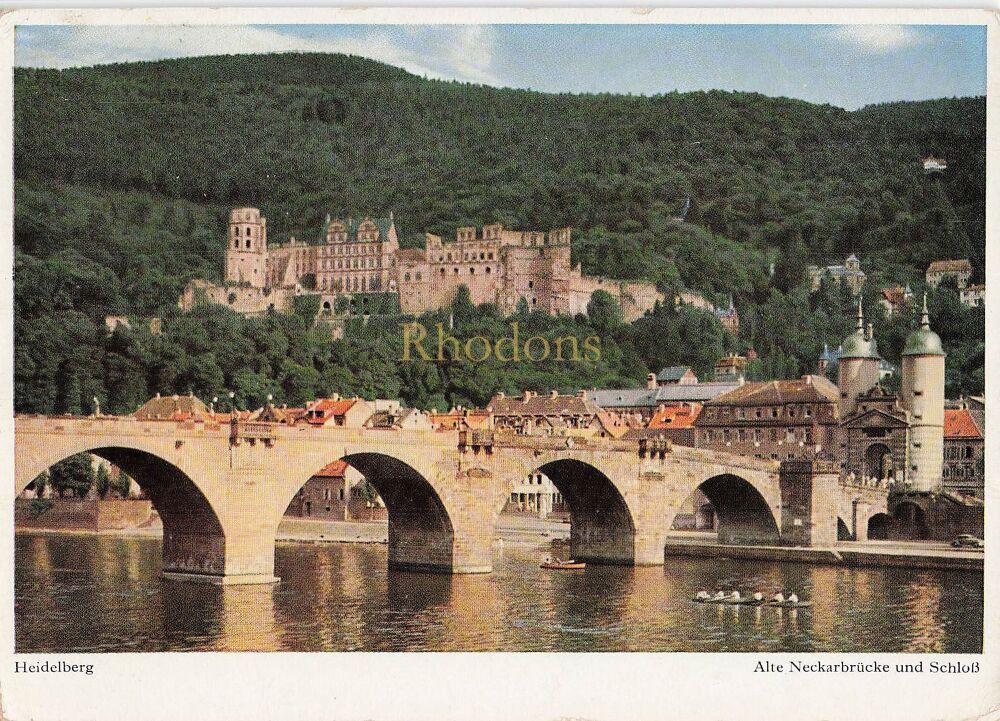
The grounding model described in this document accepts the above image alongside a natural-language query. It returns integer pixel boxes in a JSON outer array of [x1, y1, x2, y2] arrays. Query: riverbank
[[15, 519, 981, 571], [14, 514, 572, 546], [662, 534, 983, 572]]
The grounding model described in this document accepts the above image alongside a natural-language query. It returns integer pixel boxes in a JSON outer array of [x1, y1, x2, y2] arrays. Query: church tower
[[225, 208, 268, 289], [900, 295, 946, 492], [838, 300, 881, 417]]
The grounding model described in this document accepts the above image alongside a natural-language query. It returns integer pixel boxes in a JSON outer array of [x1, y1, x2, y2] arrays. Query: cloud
[[14, 24, 503, 85], [826, 25, 930, 54]]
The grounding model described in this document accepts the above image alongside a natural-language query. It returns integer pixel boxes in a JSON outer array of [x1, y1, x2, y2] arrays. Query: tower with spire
[[837, 300, 881, 417], [899, 294, 946, 493]]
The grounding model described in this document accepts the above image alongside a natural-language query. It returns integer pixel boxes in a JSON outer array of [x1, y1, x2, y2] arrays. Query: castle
[[179, 208, 664, 322]]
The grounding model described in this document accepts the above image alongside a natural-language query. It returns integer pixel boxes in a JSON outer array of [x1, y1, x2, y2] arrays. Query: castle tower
[[838, 300, 881, 417], [900, 295, 946, 493], [225, 207, 268, 288]]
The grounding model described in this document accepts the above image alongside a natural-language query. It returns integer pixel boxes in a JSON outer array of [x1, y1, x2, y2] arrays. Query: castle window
[[488, 253, 494, 260], [246, 227, 251, 236], [486, 267, 491, 274], [245, 239, 251, 249], [440, 268, 446, 275], [404, 273, 411, 282], [454, 268, 459, 274], [470, 267, 475, 274], [415, 273, 422, 281], [528, 281, 534, 289]]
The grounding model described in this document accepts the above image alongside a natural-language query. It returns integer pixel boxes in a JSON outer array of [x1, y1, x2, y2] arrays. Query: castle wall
[[566, 274, 663, 322]]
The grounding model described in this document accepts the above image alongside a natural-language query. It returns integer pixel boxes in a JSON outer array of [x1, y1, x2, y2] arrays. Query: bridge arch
[[535, 458, 636, 565], [694, 473, 781, 545], [490, 451, 637, 565], [18, 445, 227, 578], [279, 451, 457, 572], [867, 512, 891, 540]]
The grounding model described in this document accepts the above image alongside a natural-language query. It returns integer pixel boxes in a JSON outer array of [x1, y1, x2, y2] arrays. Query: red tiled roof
[[881, 286, 906, 305], [313, 459, 349, 478], [944, 408, 983, 439], [648, 403, 702, 429], [304, 398, 358, 425]]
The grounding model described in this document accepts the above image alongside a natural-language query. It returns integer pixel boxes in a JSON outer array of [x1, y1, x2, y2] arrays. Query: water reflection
[[15, 534, 983, 653]]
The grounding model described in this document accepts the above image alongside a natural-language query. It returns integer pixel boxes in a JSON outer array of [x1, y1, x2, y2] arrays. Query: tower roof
[[903, 294, 945, 356], [841, 300, 879, 359]]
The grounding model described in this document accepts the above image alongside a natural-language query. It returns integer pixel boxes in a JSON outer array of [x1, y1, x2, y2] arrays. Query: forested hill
[[12, 53, 986, 414]]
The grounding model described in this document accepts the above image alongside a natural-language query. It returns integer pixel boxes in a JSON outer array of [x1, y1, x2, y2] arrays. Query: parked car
[[951, 534, 984, 549]]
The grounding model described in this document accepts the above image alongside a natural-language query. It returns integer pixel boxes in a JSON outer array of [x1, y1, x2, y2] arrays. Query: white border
[[0, 8, 996, 721]]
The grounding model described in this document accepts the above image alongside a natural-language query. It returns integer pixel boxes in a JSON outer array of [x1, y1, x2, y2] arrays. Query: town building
[[693, 375, 841, 461], [960, 283, 985, 309], [179, 207, 665, 323], [503, 471, 567, 519], [714, 296, 740, 334], [655, 366, 698, 386], [626, 402, 702, 447], [923, 156, 948, 173], [134, 393, 210, 421], [879, 285, 913, 317], [942, 404, 985, 500], [301, 397, 373, 428], [713, 353, 751, 382], [925, 259, 972, 289], [283, 459, 387, 521], [807, 254, 866, 294], [486, 390, 623, 438], [589, 382, 741, 422]]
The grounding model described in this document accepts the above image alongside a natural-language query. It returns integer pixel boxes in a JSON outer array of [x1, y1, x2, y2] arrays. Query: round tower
[[225, 207, 268, 288], [837, 300, 881, 417], [900, 294, 946, 493]]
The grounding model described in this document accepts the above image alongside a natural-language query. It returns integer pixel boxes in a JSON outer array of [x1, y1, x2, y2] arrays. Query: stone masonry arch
[[15, 429, 230, 579], [275, 451, 458, 572]]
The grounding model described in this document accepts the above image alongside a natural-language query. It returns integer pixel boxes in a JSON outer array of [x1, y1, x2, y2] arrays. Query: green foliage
[[29, 498, 54, 518], [95, 463, 111, 499], [586, 290, 621, 333], [11, 53, 985, 410], [49, 453, 94, 498], [293, 294, 321, 325], [112, 470, 133, 499], [31, 470, 48, 498]]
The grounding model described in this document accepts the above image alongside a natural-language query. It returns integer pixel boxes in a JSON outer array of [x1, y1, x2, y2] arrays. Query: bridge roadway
[[13, 415, 887, 584]]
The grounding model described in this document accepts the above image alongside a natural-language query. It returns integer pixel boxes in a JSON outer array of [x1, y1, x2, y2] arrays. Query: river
[[15, 533, 982, 653]]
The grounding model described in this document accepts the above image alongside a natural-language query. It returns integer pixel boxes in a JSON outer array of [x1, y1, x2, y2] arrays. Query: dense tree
[[49, 454, 94, 498], [11, 54, 985, 411]]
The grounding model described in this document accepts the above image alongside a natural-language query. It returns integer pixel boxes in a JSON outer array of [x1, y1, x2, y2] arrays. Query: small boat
[[727, 595, 766, 606], [541, 558, 586, 570], [767, 600, 812, 609]]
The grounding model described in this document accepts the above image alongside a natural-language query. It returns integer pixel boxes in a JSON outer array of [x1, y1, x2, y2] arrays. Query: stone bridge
[[14, 415, 867, 584]]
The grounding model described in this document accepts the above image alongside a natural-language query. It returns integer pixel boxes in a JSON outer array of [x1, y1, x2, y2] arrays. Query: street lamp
[[228, 391, 236, 413]]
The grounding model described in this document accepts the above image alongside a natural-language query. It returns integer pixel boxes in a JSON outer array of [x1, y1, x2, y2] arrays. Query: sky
[[14, 23, 986, 109]]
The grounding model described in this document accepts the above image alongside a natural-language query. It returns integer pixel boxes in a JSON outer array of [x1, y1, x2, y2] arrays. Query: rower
[[714, 590, 726, 600], [772, 592, 785, 603], [753, 592, 764, 602], [787, 592, 799, 604], [730, 590, 741, 600], [696, 591, 710, 600]]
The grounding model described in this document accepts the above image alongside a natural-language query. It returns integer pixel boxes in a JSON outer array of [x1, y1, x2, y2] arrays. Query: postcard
[[0, 7, 995, 721]]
